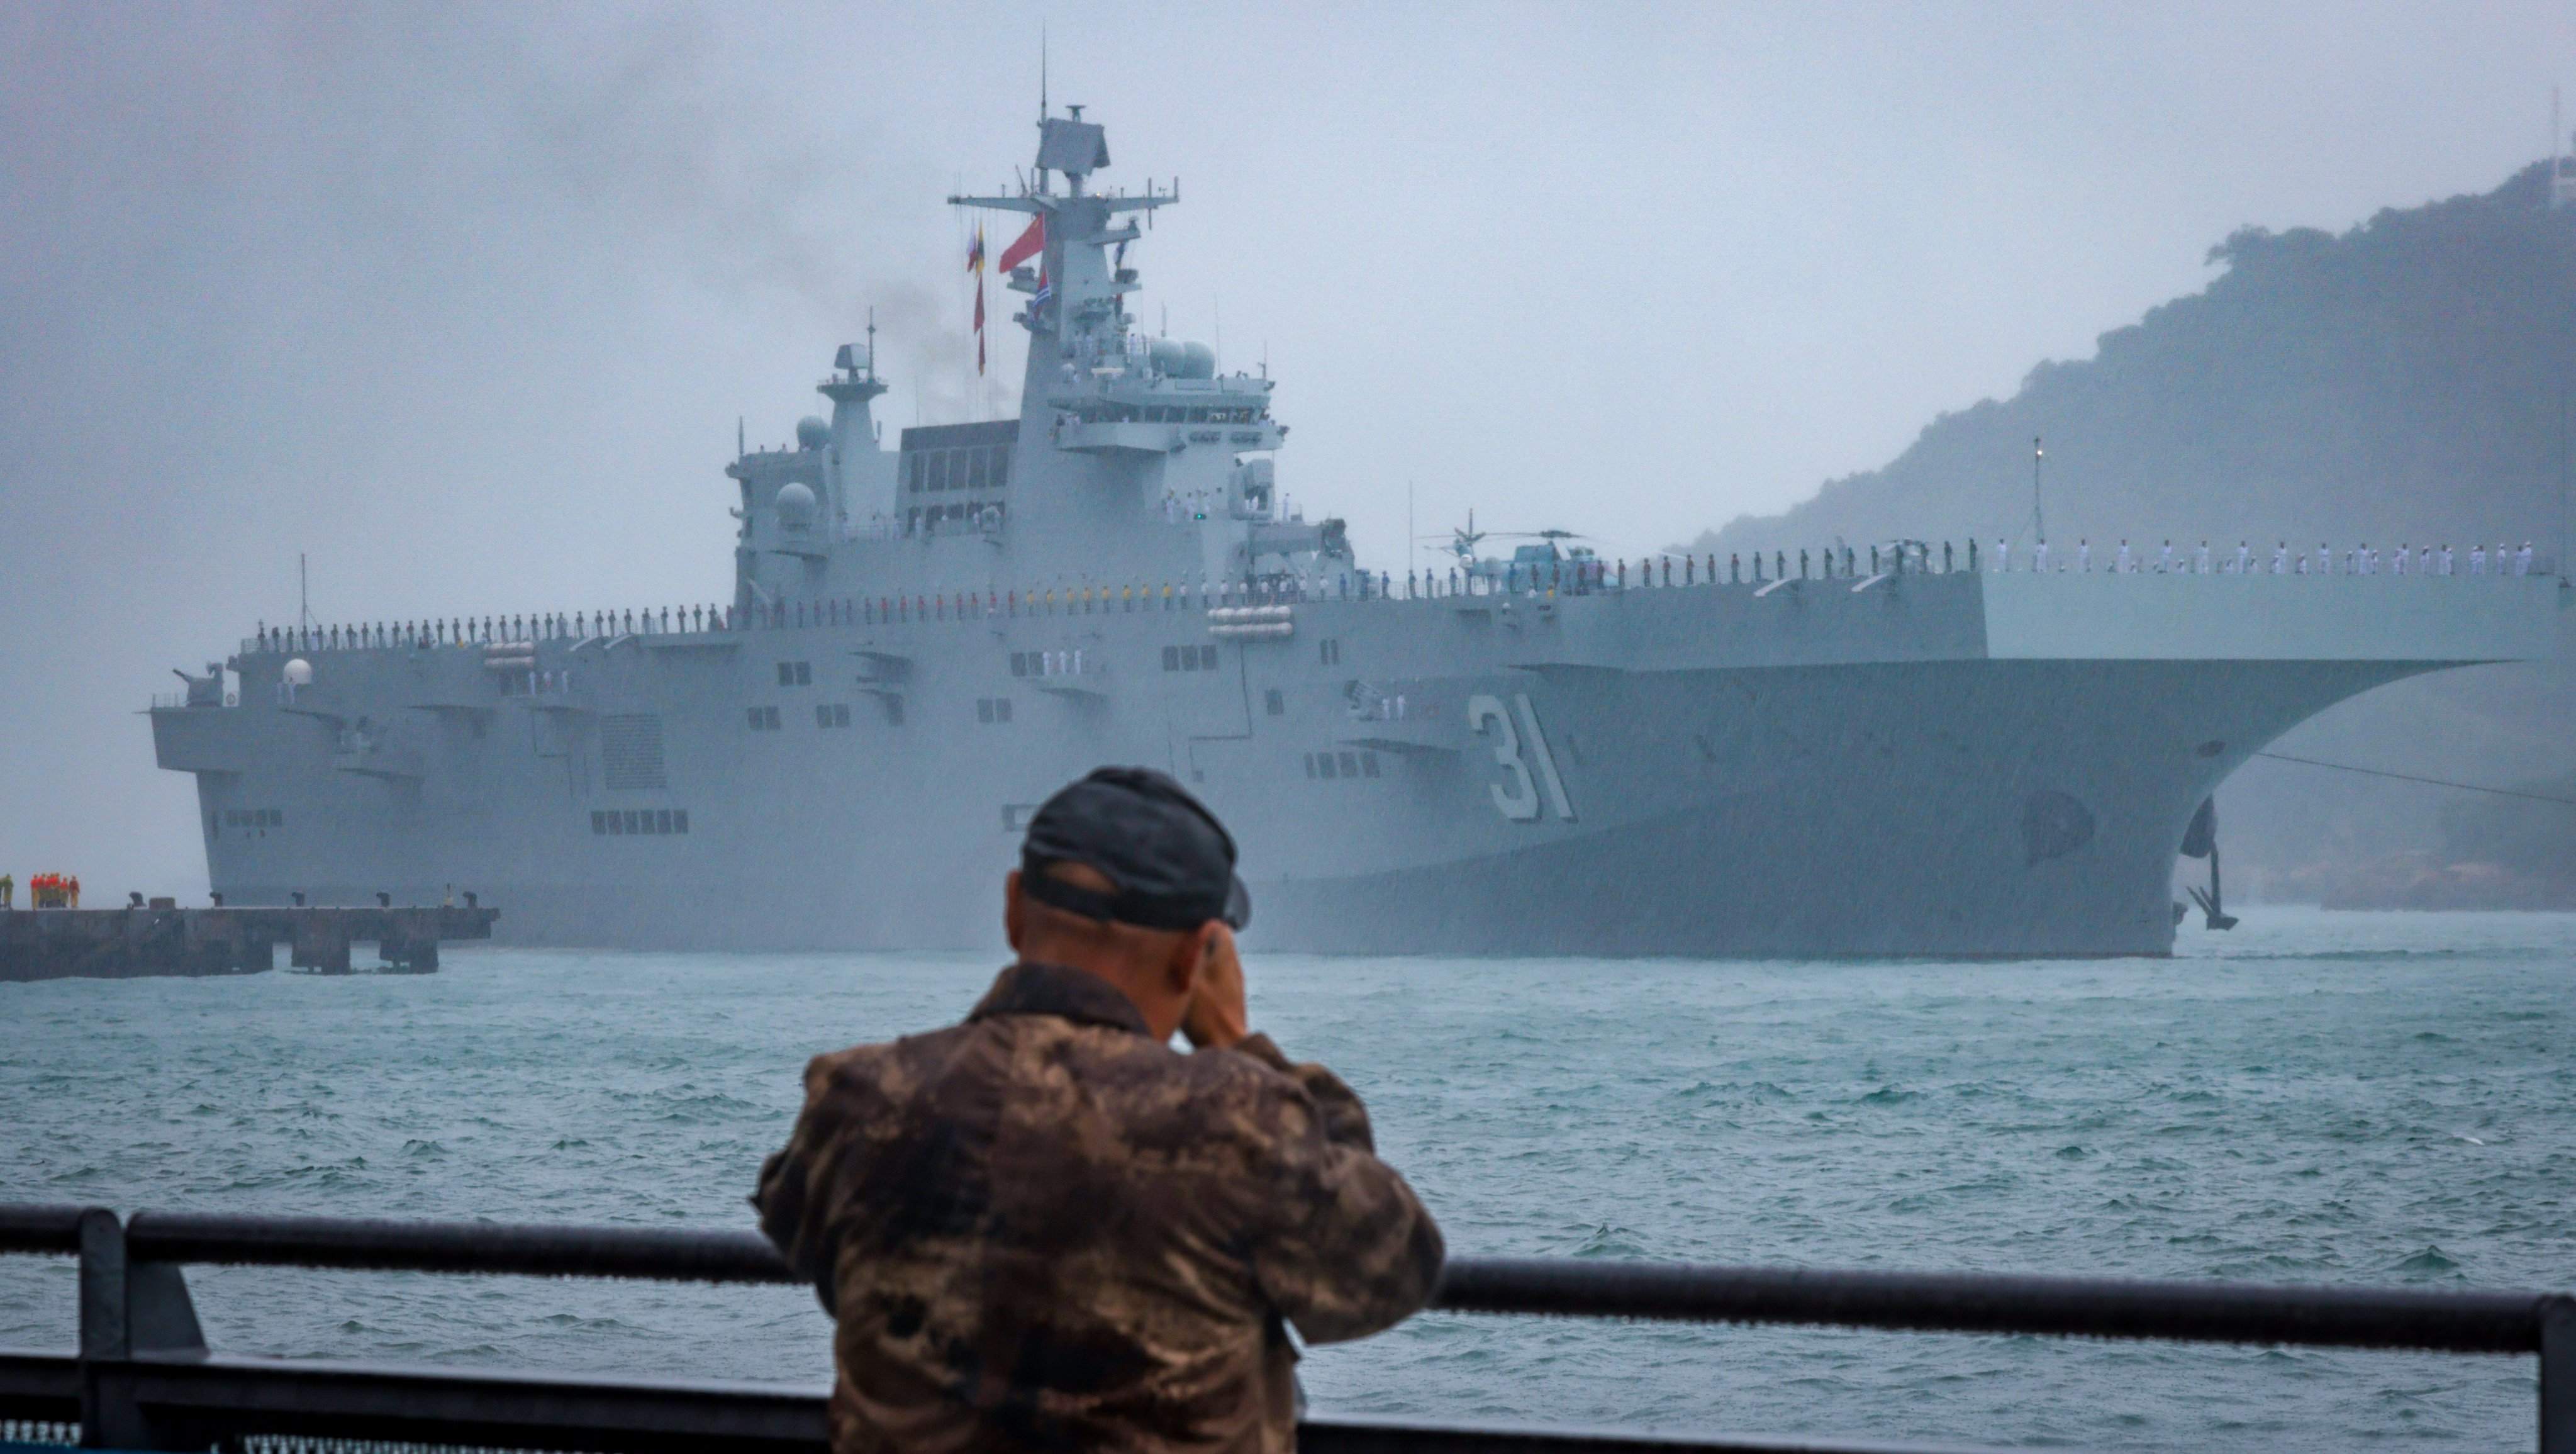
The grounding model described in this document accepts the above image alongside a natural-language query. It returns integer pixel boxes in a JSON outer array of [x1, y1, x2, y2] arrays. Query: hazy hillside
[[1687, 161, 2576, 906]]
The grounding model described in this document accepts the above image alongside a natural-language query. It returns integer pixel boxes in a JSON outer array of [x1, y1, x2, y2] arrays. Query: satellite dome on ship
[[772, 481, 817, 528]]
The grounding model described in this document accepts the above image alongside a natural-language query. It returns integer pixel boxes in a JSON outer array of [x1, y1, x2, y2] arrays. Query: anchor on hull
[[2176, 796, 2239, 931]]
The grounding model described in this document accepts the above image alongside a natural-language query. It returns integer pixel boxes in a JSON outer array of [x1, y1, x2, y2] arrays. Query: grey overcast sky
[[5, 1, 2573, 895]]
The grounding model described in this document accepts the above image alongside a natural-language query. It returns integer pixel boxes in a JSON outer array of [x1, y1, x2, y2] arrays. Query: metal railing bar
[[1301, 1412, 1998, 1454], [0, 1350, 2002, 1454], [0, 1208, 90, 1258], [62, 1354, 828, 1454], [0, 1350, 81, 1411], [120, 1353, 828, 1438], [1429, 1258, 2548, 1355], [123, 1214, 796, 1285], [101, 1209, 2553, 1355]]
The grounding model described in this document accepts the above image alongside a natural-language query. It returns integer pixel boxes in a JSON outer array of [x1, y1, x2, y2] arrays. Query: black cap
[[1019, 766, 1251, 932]]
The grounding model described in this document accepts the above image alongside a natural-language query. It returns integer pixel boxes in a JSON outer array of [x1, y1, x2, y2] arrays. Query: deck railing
[[1, 1205, 2568, 1453], [220, 541, 2567, 663]]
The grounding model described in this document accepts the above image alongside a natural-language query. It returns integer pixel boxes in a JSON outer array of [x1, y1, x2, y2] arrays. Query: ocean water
[[3, 907, 2570, 1451]]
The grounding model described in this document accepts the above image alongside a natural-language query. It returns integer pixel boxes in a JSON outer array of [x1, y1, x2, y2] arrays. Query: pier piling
[[0, 903, 498, 982]]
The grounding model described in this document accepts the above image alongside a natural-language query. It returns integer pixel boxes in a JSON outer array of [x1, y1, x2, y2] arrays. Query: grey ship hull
[[155, 571, 2564, 959], [146, 109, 2569, 959]]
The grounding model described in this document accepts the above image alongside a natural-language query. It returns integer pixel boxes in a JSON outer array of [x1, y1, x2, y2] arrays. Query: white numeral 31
[[1468, 693, 1575, 822]]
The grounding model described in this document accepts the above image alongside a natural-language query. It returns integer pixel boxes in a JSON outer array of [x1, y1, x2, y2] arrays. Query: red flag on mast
[[996, 214, 1045, 274]]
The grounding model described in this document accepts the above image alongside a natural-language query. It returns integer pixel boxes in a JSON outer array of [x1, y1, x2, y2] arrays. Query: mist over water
[[3, 908, 2568, 1451]]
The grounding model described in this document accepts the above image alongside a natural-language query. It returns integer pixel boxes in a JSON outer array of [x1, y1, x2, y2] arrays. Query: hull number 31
[[1468, 693, 1576, 822]]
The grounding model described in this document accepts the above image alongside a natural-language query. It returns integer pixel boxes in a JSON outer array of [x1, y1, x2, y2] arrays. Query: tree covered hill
[[1686, 160, 2576, 907], [1693, 161, 2574, 561]]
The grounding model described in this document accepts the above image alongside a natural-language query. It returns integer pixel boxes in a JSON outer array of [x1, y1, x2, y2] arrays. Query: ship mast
[[949, 109, 1173, 390]]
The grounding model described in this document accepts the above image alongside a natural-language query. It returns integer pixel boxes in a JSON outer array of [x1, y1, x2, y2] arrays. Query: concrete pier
[[0, 903, 499, 981]]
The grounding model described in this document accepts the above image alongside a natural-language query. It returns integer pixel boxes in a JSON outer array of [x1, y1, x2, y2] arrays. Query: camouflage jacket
[[754, 961, 1444, 1454]]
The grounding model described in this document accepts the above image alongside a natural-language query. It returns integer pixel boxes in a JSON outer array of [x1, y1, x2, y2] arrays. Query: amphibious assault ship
[[151, 111, 2566, 957]]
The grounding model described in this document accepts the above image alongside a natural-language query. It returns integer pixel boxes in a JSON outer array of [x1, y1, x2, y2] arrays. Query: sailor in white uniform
[[2470, 544, 2486, 576], [2516, 542, 2534, 576], [2393, 542, 2409, 576], [2034, 539, 2050, 572], [2272, 540, 2289, 574], [2160, 539, 2177, 574], [2078, 539, 2091, 572], [1995, 538, 2009, 573], [2195, 540, 2211, 574]]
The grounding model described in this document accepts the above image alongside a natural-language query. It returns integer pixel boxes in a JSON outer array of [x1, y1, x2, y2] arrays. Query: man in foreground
[[755, 767, 1444, 1453]]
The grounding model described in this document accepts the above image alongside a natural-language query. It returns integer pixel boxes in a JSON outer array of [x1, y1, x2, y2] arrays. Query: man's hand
[[1181, 922, 1249, 1050]]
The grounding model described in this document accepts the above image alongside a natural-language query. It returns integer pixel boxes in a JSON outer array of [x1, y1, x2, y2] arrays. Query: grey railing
[[2, 1205, 2568, 1453]]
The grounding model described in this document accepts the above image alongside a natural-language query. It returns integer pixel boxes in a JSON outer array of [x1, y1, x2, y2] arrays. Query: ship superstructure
[[150, 112, 2569, 958]]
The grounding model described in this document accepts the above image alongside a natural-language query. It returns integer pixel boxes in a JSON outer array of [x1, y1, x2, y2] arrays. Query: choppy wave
[[0, 906, 2568, 1451]]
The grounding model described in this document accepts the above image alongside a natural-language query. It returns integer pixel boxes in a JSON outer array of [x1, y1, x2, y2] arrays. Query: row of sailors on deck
[[1993, 539, 2540, 576]]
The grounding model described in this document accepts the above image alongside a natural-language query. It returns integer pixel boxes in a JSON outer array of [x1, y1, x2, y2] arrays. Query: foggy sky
[[6, 0, 2573, 897]]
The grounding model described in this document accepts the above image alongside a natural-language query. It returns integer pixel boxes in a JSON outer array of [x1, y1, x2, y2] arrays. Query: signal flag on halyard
[[967, 226, 987, 376]]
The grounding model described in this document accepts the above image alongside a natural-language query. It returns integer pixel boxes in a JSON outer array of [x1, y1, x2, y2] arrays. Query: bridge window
[[594, 809, 690, 836], [903, 444, 1013, 495], [776, 662, 811, 686], [976, 697, 1013, 724]]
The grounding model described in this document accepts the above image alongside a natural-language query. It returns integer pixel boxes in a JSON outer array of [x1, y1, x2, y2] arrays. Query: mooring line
[[2252, 751, 2576, 807]]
